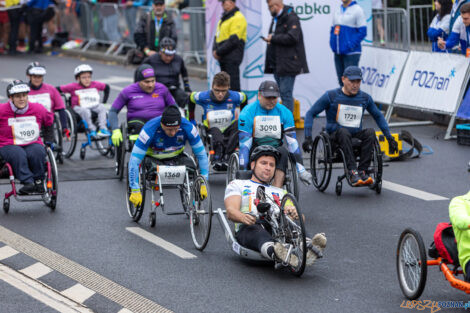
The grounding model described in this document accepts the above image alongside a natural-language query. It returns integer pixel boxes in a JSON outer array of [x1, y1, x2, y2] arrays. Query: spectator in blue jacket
[[428, 0, 452, 52], [438, 3, 470, 55], [330, 0, 367, 87], [26, 0, 51, 53], [450, 0, 470, 33]]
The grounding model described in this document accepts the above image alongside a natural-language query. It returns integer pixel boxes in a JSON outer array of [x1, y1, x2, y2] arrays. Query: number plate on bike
[[8, 116, 40, 145], [253, 116, 281, 139], [336, 104, 362, 128], [157, 165, 186, 185]]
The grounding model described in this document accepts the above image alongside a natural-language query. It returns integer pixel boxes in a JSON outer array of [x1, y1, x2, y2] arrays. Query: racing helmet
[[74, 64, 93, 78], [26, 61, 47, 76], [160, 37, 176, 55], [250, 145, 280, 165], [7, 80, 30, 97]]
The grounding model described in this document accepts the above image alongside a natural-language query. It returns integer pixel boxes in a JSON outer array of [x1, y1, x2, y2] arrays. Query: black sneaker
[[19, 183, 36, 195], [359, 171, 373, 185], [349, 170, 362, 186], [35, 180, 45, 193]]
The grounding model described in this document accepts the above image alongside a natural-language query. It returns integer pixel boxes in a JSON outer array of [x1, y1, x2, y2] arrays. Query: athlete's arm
[[187, 123, 209, 179], [366, 96, 392, 140], [102, 84, 110, 103], [109, 90, 129, 130], [449, 196, 470, 230], [128, 124, 155, 190], [304, 92, 330, 139]]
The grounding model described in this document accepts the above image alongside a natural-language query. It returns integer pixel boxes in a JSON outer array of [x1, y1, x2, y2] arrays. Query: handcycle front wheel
[[279, 193, 306, 277], [126, 161, 146, 222], [226, 152, 239, 185], [189, 175, 212, 251], [396, 228, 427, 300], [285, 154, 299, 201]]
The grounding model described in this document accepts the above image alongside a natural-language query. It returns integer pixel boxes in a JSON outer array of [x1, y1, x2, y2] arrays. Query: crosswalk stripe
[[62, 283, 96, 304], [118, 309, 134, 313], [0, 245, 19, 260], [20, 262, 53, 279]]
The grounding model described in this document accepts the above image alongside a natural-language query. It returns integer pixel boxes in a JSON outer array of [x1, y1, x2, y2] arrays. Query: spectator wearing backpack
[[449, 191, 470, 281]]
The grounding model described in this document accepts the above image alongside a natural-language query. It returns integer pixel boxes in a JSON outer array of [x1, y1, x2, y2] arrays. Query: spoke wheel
[[3, 198, 9, 214], [396, 228, 427, 300], [190, 175, 212, 251], [285, 154, 299, 201], [279, 193, 306, 277], [52, 117, 63, 164], [43, 147, 58, 210], [310, 135, 331, 191], [126, 161, 146, 222], [95, 136, 113, 157], [62, 108, 77, 158], [226, 152, 239, 185]]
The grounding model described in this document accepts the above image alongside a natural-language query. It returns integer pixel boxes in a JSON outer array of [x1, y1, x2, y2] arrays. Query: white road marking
[[118, 309, 134, 313], [20, 262, 53, 279], [0, 263, 94, 313], [109, 84, 124, 92], [0, 95, 5, 100], [0, 245, 19, 260], [126, 227, 197, 259], [97, 76, 133, 84], [383, 180, 448, 201], [1, 78, 17, 83], [62, 283, 96, 304]]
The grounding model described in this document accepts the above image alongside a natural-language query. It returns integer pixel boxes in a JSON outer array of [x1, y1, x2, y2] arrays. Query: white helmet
[[26, 62, 47, 76], [74, 64, 93, 78]]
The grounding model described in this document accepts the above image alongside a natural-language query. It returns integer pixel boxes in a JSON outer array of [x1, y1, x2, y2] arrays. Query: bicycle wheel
[[226, 152, 239, 185], [126, 160, 146, 222], [62, 108, 77, 158], [279, 193, 306, 277], [42, 147, 58, 210], [396, 228, 427, 300], [310, 135, 331, 191], [190, 175, 212, 251], [285, 154, 299, 201]]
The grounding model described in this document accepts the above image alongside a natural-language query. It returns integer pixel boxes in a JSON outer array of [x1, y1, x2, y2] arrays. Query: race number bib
[[207, 109, 232, 130], [28, 93, 52, 112], [336, 104, 363, 128], [157, 165, 186, 185], [75, 88, 100, 108], [8, 116, 40, 145], [253, 116, 281, 139]]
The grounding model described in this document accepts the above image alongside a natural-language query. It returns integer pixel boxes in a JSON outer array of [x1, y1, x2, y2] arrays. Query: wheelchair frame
[[114, 122, 140, 181]]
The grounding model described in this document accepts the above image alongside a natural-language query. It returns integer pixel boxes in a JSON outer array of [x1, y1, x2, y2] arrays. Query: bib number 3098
[[254, 116, 281, 139]]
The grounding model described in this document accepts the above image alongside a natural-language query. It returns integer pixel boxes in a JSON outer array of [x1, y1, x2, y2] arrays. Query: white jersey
[[225, 179, 285, 231]]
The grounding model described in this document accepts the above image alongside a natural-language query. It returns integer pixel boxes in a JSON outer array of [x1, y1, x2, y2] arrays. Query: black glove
[[388, 138, 398, 154], [45, 141, 55, 151], [184, 83, 191, 93], [302, 136, 313, 153]]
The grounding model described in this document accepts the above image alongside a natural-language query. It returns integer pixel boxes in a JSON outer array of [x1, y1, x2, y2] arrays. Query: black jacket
[[265, 6, 309, 76], [134, 11, 177, 51], [212, 7, 246, 65], [143, 54, 189, 89]]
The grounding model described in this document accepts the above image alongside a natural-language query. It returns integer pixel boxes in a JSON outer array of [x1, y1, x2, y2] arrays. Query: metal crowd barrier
[[370, 8, 409, 51], [408, 4, 433, 51]]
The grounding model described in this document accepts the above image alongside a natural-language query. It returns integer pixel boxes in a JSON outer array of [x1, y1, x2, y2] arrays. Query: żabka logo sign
[[287, 2, 331, 21], [360, 66, 396, 88], [410, 67, 456, 91]]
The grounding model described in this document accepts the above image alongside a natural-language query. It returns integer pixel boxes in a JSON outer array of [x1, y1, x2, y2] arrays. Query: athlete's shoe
[[97, 129, 111, 137], [34, 179, 45, 193], [306, 233, 327, 266], [19, 183, 36, 195], [359, 171, 373, 185], [274, 242, 299, 268], [349, 170, 362, 186]]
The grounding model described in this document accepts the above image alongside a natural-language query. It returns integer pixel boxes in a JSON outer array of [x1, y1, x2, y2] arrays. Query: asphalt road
[[0, 54, 469, 313]]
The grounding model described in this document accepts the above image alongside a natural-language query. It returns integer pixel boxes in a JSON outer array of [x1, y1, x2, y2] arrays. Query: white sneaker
[[306, 233, 327, 266], [274, 242, 298, 268]]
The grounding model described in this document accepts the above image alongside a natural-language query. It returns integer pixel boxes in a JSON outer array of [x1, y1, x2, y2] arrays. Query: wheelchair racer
[[449, 191, 470, 282], [26, 62, 70, 138], [128, 105, 209, 207], [238, 80, 312, 188], [189, 71, 246, 170], [109, 64, 176, 147], [0, 80, 54, 195], [302, 66, 398, 186], [225, 145, 326, 267]]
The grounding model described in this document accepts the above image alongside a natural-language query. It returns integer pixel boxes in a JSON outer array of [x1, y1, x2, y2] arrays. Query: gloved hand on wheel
[[112, 129, 123, 147], [129, 189, 142, 207], [199, 184, 207, 200], [62, 128, 70, 139], [299, 170, 313, 186], [388, 137, 399, 154], [302, 136, 313, 153]]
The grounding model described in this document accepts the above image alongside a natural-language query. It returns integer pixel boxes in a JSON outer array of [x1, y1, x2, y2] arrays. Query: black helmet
[[250, 145, 280, 164], [160, 37, 176, 55], [6, 80, 30, 97], [161, 105, 182, 127], [26, 61, 46, 76]]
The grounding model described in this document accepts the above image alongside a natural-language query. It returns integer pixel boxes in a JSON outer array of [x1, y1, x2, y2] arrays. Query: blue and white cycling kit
[[128, 116, 209, 190], [330, 1, 367, 55]]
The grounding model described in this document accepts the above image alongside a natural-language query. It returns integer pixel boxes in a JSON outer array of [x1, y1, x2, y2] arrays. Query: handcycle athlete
[[189, 71, 246, 171], [302, 66, 398, 186], [238, 80, 312, 188], [224, 145, 326, 269], [128, 105, 209, 207]]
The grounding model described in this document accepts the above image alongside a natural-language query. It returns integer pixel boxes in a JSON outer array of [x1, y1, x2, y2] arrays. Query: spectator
[[212, 0, 247, 92], [438, 3, 470, 55], [372, 0, 385, 46], [98, 0, 121, 43], [0, 0, 9, 54], [26, 0, 51, 53], [428, 0, 452, 52], [449, 191, 470, 282], [330, 0, 366, 87], [169, 0, 188, 10], [134, 0, 177, 57], [263, 0, 308, 113], [450, 0, 470, 33], [6, 0, 23, 54], [122, 0, 144, 43]]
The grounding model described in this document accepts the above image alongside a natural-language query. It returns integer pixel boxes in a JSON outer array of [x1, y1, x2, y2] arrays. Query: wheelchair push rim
[[42, 147, 58, 210], [190, 175, 213, 251], [285, 154, 299, 201], [62, 108, 78, 158], [226, 152, 239, 185], [126, 161, 146, 222], [310, 135, 331, 192]]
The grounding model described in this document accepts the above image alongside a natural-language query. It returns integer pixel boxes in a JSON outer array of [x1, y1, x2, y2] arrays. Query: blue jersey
[[304, 88, 392, 140], [128, 116, 208, 189]]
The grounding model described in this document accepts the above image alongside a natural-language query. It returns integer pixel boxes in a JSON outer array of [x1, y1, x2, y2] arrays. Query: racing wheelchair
[[309, 131, 383, 196], [126, 152, 213, 251], [0, 146, 58, 213], [114, 121, 143, 181], [396, 227, 470, 300], [215, 185, 307, 276]]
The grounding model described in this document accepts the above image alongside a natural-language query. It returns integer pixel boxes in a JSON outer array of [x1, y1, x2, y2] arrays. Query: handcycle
[[226, 150, 299, 201], [1, 146, 58, 213], [126, 153, 213, 251], [215, 184, 307, 276], [396, 227, 470, 300], [309, 131, 383, 196]]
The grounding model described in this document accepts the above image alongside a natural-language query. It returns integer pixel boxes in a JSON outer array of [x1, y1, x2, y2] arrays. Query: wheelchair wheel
[[190, 175, 212, 251], [285, 154, 299, 201], [95, 136, 113, 157], [226, 152, 239, 185], [62, 108, 78, 158], [115, 124, 127, 181], [279, 193, 306, 277], [52, 117, 64, 164], [396, 228, 427, 300], [310, 134, 332, 192], [3, 198, 9, 214], [369, 140, 383, 194], [42, 147, 58, 210], [126, 161, 146, 222]]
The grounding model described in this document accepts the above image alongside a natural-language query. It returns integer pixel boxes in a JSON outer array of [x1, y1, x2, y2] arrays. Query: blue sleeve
[[446, 32, 460, 49], [132, 0, 145, 6], [238, 108, 253, 170], [427, 27, 443, 41], [366, 96, 392, 140], [281, 105, 295, 130], [109, 107, 120, 130], [304, 93, 330, 138], [350, 26, 367, 51], [185, 121, 209, 179]]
